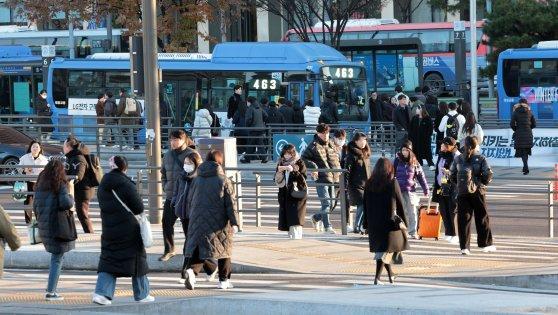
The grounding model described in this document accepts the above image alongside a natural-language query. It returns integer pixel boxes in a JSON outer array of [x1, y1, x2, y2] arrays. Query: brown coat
[[117, 96, 140, 126], [96, 99, 105, 124]]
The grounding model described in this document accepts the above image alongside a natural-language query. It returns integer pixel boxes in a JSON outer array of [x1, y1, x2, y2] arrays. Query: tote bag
[[112, 190, 153, 248]]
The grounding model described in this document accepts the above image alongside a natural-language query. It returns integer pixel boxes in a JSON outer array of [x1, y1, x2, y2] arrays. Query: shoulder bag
[[290, 174, 308, 199], [27, 219, 42, 245], [112, 190, 153, 248]]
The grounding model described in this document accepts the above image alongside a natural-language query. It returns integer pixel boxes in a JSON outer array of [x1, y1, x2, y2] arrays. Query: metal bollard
[[255, 173, 262, 227], [340, 171, 348, 236], [235, 172, 244, 232], [549, 181, 554, 238]]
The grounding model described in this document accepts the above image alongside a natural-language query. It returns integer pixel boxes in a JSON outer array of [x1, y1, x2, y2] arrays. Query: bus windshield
[[320, 66, 368, 121]]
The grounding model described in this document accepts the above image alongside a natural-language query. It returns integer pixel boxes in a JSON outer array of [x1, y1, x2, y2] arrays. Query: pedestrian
[[424, 94, 439, 119], [160, 130, 195, 261], [422, 86, 438, 106], [463, 81, 472, 106], [183, 150, 239, 290], [460, 101, 472, 117], [63, 136, 95, 234], [103, 91, 118, 147], [173, 151, 219, 284], [369, 91, 383, 122], [393, 140, 429, 239], [345, 132, 371, 233], [333, 129, 351, 232], [266, 100, 286, 133], [510, 99, 536, 175], [19, 140, 48, 224], [319, 89, 339, 125], [363, 158, 409, 285], [303, 100, 321, 133], [380, 94, 395, 122], [95, 93, 105, 144], [92, 156, 154, 305], [34, 89, 54, 141], [292, 100, 305, 132], [116, 89, 141, 149], [391, 85, 409, 106], [275, 144, 307, 239], [232, 101, 248, 155], [434, 102, 449, 154], [450, 136, 496, 255], [0, 204, 21, 278], [227, 84, 243, 119], [409, 106, 435, 170], [459, 112, 484, 149], [279, 99, 295, 125], [240, 96, 268, 164], [192, 103, 214, 139], [414, 86, 426, 104], [432, 137, 460, 244], [301, 123, 340, 234], [392, 94, 411, 148], [207, 104, 221, 137], [438, 102, 465, 146], [33, 159, 76, 301]]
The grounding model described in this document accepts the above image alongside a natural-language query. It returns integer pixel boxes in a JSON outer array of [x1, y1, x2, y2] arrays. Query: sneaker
[[217, 280, 234, 289], [92, 293, 111, 305], [185, 268, 196, 290], [206, 268, 218, 282], [137, 295, 155, 303], [481, 245, 497, 253], [158, 252, 175, 262], [324, 227, 337, 234], [461, 249, 471, 255], [178, 278, 186, 284], [346, 225, 353, 232], [429, 165, 436, 171], [443, 235, 452, 242], [45, 292, 64, 301], [373, 280, 385, 285], [449, 236, 460, 244], [311, 216, 320, 232]]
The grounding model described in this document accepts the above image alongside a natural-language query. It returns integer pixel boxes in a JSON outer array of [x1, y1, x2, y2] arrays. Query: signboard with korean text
[[68, 98, 145, 116]]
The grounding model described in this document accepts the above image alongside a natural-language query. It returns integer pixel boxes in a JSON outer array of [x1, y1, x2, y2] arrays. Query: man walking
[[240, 96, 268, 163], [117, 89, 141, 149], [227, 85, 243, 120], [103, 91, 118, 147], [392, 94, 411, 148]]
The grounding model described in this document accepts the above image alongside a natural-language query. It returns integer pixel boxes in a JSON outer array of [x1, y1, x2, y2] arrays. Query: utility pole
[[68, 15, 75, 59], [486, 0, 495, 98], [141, 0, 163, 223], [106, 13, 113, 52], [470, 0, 478, 117]]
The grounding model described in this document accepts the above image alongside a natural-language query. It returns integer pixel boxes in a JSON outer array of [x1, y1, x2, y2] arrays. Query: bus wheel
[[424, 73, 444, 96]]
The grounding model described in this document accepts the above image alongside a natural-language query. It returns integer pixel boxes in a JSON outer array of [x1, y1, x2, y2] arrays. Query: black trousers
[[438, 195, 457, 236], [162, 198, 178, 254], [23, 181, 35, 224], [245, 131, 266, 161], [180, 219, 217, 279], [75, 198, 94, 233], [185, 246, 231, 282], [457, 191, 493, 250]]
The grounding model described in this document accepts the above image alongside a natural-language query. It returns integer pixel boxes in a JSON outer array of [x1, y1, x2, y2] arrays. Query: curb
[[4, 250, 283, 274]]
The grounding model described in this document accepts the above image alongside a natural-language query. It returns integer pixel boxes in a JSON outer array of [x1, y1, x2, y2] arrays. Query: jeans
[[103, 122, 118, 145], [47, 253, 64, 293], [401, 191, 418, 236], [95, 272, 150, 301], [354, 203, 364, 232], [314, 185, 333, 229]]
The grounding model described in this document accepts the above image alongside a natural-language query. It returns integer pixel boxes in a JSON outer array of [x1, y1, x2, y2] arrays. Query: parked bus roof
[[0, 28, 123, 39], [0, 45, 41, 65], [498, 48, 558, 60], [0, 45, 34, 58], [285, 21, 485, 35], [50, 42, 359, 72]]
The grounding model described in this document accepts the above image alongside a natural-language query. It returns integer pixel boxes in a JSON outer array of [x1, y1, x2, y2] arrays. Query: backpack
[[124, 97, 138, 115], [445, 113, 460, 140]]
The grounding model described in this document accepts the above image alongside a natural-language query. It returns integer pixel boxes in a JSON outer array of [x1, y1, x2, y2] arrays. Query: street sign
[[41, 45, 56, 57], [453, 21, 466, 32], [272, 134, 314, 161]]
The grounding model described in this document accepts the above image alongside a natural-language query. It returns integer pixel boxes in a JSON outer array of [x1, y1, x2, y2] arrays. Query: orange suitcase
[[417, 202, 442, 240]]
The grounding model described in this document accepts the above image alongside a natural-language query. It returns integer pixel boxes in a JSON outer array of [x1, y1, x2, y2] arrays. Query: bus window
[[52, 69, 68, 108], [419, 30, 451, 53], [502, 59, 520, 97], [304, 83, 314, 104], [106, 72, 130, 89], [68, 70, 105, 99], [211, 77, 242, 113]]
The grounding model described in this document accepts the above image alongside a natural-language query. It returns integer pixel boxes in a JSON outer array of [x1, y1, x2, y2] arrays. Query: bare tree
[[394, 0, 426, 23], [255, 0, 384, 49]]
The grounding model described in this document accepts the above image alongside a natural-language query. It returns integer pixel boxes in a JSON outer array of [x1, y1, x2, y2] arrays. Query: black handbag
[[290, 176, 308, 199], [54, 209, 77, 242], [391, 214, 407, 231]]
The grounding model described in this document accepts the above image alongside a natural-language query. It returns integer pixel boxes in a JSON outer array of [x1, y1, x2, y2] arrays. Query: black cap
[[442, 137, 457, 146]]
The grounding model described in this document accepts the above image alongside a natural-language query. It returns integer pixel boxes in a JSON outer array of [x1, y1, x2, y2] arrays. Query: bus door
[[160, 79, 198, 127], [288, 82, 304, 106]]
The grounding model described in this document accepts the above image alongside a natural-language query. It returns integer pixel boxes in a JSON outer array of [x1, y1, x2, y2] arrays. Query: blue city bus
[[47, 42, 369, 137], [497, 46, 558, 120]]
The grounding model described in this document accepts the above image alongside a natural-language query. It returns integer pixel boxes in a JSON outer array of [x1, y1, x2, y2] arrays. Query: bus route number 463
[[335, 67, 354, 79], [250, 78, 279, 90]]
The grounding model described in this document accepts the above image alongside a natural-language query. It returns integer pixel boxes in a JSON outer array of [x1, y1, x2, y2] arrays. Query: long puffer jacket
[[192, 108, 213, 138], [345, 141, 371, 206], [303, 106, 321, 133], [33, 185, 75, 254], [161, 146, 196, 199], [185, 161, 239, 260], [172, 171, 196, 220], [510, 104, 536, 149]]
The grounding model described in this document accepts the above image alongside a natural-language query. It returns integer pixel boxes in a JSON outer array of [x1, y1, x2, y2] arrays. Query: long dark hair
[[36, 159, 68, 194], [463, 112, 477, 135], [365, 158, 394, 193], [463, 136, 479, 160], [438, 102, 449, 116], [351, 132, 371, 158], [26, 140, 44, 155]]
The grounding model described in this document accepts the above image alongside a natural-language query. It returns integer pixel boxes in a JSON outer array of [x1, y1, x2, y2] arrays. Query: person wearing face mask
[[173, 152, 218, 284], [345, 132, 371, 234], [19, 140, 49, 224], [34, 90, 54, 141], [393, 140, 429, 239], [301, 124, 341, 234], [92, 156, 154, 305], [275, 144, 307, 239]]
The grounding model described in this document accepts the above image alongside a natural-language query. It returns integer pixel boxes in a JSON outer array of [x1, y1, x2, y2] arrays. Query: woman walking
[[33, 159, 76, 301], [92, 156, 154, 305], [432, 137, 460, 244], [434, 102, 448, 154], [458, 112, 484, 149], [173, 151, 218, 284], [19, 140, 48, 224], [393, 141, 429, 239], [510, 99, 536, 175], [450, 136, 496, 255], [183, 150, 239, 290], [363, 158, 409, 285], [275, 144, 307, 239], [409, 106, 435, 169], [345, 132, 371, 233]]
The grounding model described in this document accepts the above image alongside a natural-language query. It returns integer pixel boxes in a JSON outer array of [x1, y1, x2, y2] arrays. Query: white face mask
[[335, 138, 345, 146], [183, 164, 195, 173]]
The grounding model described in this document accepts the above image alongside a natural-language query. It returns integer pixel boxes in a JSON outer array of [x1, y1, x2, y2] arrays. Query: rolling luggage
[[417, 198, 442, 240]]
